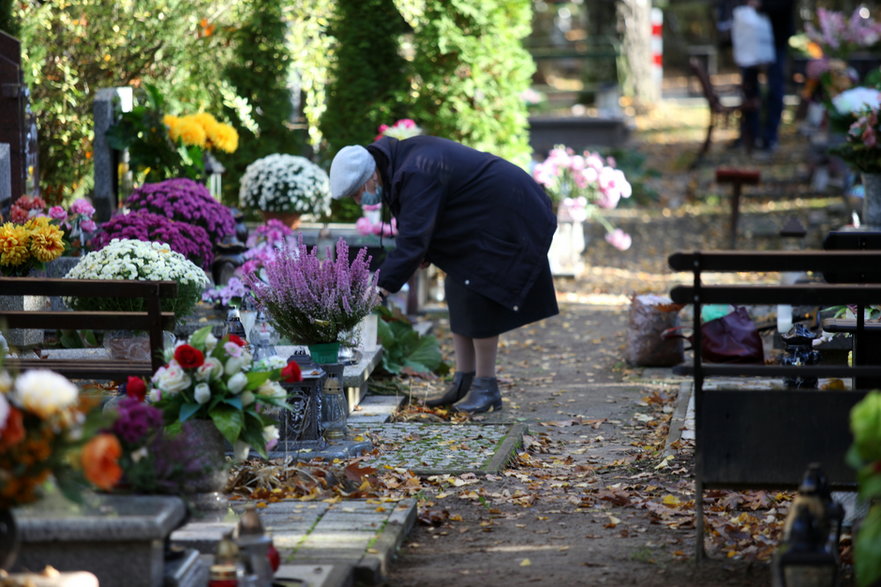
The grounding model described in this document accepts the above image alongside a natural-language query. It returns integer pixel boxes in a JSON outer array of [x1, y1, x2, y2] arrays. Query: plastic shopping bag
[[731, 5, 775, 67], [626, 294, 684, 367]]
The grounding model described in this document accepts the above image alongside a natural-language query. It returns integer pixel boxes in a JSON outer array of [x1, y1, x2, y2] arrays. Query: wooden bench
[[0, 277, 177, 380], [668, 250, 881, 559], [688, 57, 759, 169]]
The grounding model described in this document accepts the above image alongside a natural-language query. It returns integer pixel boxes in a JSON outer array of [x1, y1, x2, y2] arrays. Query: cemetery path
[[382, 102, 852, 586]]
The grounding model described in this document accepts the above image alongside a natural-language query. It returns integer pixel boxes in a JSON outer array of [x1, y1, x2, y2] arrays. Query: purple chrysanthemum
[[124, 178, 236, 245], [94, 210, 215, 268]]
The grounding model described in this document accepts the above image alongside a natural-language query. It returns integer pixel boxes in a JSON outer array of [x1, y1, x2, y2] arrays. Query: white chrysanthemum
[[239, 154, 331, 216], [14, 370, 78, 419]]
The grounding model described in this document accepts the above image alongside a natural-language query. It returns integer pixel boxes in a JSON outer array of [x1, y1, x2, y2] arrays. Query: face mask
[[361, 185, 383, 206]]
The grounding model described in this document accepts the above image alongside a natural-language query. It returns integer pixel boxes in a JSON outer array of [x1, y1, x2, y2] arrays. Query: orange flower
[[81, 434, 123, 490]]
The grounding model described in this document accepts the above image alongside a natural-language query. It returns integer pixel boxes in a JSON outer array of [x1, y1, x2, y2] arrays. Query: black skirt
[[444, 262, 559, 338]]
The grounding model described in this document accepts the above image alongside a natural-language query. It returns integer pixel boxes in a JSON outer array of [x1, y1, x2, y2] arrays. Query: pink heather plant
[[532, 145, 633, 251], [806, 8, 881, 60], [247, 234, 380, 346]]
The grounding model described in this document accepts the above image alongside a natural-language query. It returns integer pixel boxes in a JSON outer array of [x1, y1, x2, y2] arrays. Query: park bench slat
[[668, 250, 881, 272], [1, 311, 176, 331], [0, 277, 178, 297], [671, 283, 881, 306], [673, 364, 881, 379]]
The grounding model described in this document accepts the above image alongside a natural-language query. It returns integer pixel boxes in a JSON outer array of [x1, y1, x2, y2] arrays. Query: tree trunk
[[617, 0, 658, 110]]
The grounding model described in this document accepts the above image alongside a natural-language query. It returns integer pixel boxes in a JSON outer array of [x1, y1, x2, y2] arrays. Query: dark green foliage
[[408, 0, 535, 166], [221, 0, 304, 207], [0, 0, 17, 36], [319, 0, 410, 156], [375, 306, 446, 376]]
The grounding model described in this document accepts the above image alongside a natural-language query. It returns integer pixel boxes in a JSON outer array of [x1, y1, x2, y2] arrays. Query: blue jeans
[[741, 44, 787, 149]]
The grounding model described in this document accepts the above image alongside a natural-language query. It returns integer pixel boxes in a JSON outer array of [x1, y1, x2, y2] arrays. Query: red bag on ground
[[699, 306, 764, 364]]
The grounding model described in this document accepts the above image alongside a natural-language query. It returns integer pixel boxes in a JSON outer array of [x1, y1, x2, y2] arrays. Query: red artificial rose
[[281, 361, 302, 383], [174, 344, 205, 369], [228, 334, 246, 347], [267, 544, 281, 572], [126, 376, 147, 402]]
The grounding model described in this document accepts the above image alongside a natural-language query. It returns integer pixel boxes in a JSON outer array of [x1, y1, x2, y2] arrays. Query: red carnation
[[126, 376, 147, 402], [228, 334, 246, 347], [174, 344, 205, 369], [281, 361, 303, 383]]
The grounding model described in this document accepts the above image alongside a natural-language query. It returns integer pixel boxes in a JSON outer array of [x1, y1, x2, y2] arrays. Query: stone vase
[[548, 203, 587, 277], [178, 419, 230, 515], [862, 172, 881, 229], [0, 294, 48, 348]]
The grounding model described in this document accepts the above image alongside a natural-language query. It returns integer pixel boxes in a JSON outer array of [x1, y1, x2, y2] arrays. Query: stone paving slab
[[351, 421, 528, 475], [170, 498, 416, 586]]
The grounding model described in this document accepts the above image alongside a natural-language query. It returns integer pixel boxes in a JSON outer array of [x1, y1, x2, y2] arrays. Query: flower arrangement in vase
[[0, 367, 123, 508], [247, 234, 380, 357], [238, 154, 331, 223], [93, 211, 215, 270], [831, 89, 881, 174], [0, 216, 65, 276], [532, 144, 633, 251], [106, 84, 239, 184], [146, 326, 303, 459], [122, 178, 236, 245], [63, 239, 209, 322]]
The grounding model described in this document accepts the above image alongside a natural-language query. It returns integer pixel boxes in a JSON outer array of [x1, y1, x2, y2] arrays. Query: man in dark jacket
[[330, 136, 559, 414], [740, 0, 796, 154]]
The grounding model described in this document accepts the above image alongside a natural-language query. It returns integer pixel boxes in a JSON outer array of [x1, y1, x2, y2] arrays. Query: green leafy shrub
[[406, 0, 535, 167], [375, 306, 445, 376]]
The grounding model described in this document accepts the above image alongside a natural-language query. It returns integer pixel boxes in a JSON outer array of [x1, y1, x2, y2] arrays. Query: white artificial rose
[[196, 357, 224, 382], [194, 382, 212, 404], [152, 363, 192, 395], [227, 372, 249, 394], [240, 391, 256, 407], [14, 370, 78, 418], [258, 381, 286, 400], [0, 370, 12, 393], [148, 388, 162, 403], [204, 333, 218, 351], [225, 356, 248, 376]]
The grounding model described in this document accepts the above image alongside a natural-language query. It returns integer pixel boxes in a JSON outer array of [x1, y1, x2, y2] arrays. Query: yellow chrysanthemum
[[28, 223, 64, 263], [207, 123, 239, 153], [190, 112, 218, 129], [163, 114, 181, 139], [25, 216, 50, 229], [172, 117, 207, 148], [0, 223, 29, 267]]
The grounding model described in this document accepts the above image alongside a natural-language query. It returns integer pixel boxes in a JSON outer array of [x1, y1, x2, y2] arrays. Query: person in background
[[741, 0, 796, 155], [329, 136, 559, 415]]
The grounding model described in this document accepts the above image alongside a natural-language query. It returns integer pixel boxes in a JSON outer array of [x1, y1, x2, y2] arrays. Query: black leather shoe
[[425, 371, 474, 407], [454, 377, 502, 414]]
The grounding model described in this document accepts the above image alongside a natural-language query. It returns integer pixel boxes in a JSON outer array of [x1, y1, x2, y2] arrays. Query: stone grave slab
[[13, 494, 189, 587], [350, 422, 528, 475]]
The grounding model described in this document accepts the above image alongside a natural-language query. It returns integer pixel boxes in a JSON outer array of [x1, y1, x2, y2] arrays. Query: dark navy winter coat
[[368, 136, 556, 311]]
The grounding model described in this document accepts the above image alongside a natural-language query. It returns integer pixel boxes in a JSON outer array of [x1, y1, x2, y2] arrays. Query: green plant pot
[[308, 342, 340, 365]]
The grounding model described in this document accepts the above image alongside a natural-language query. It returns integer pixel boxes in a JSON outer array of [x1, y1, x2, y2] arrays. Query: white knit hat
[[329, 145, 376, 200]]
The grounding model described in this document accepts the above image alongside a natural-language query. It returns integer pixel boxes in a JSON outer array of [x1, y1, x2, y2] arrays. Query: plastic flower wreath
[[122, 178, 236, 245], [239, 154, 331, 217], [0, 215, 65, 276], [0, 367, 122, 507], [146, 326, 303, 459], [93, 210, 215, 270], [63, 238, 209, 322], [248, 234, 381, 346], [532, 145, 633, 251]]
